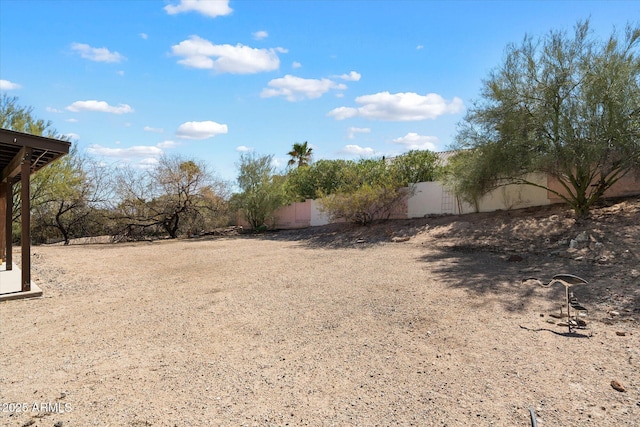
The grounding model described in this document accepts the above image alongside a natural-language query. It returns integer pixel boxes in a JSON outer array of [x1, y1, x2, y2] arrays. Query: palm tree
[[287, 141, 313, 168]]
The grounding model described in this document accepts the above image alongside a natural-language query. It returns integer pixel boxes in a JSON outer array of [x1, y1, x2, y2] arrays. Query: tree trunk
[[55, 210, 70, 245]]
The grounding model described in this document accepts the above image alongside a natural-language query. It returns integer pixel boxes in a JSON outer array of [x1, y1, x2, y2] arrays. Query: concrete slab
[[0, 263, 42, 302]]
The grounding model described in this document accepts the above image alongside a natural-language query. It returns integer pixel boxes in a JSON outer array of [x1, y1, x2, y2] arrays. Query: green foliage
[[285, 150, 439, 203], [285, 159, 352, 201], [235, 153, 286, 230], [287, 141, 313, 168], [316, 157, 410, 226], [440, 150, 486, 212], [456, 20, 640, 217], [284, 151, 439, 224], [389, 150, 441, 185]]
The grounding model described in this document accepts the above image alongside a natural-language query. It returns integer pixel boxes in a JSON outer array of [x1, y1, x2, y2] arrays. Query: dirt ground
[[1, 197, 639, 426]]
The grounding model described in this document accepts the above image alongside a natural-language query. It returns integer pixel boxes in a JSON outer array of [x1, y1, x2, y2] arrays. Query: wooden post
[[21, 148, 32, 292], [0, 181, 5, 265], [5, 178, 12, 271]]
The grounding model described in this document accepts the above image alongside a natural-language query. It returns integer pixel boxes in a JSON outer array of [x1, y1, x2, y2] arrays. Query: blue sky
[[0, 0, 637, 181]]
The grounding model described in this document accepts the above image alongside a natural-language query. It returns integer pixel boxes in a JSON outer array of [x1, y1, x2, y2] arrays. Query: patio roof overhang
[[0, 128, 71, 300], [0, 128, 71, 180]]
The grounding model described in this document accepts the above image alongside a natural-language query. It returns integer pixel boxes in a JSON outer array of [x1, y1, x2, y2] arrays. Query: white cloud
[[253, 30, 268, 40], [87, 144, 163, 158], [347, 127, 371, 139], [164, 0, 232, 17], [292, 61, 302, 69], [261, 75, 347, 101], [175, 120, 228, 140], [416, 45, 424, 50], [116, 70, 125, 76], [341, 144, 376, 156], [66, 100, 133, 114], [327, 91, 464, 121], [334, 71, 361, 81], [92, 142, 164, 169], [157, 140, 178, 149], [140, 33, 148, 40], [144, 126, 164, 133], [71, 43, 125, 63], [171, 35, 284, 74], [0, 79, 21, 90], [236, 145, 253, 152], [326, 106, 358, 120], [46, 107, 62, 113], [271, 157, 285, 169], [66, 118, 79, 123], [391, 132, 439, 151]]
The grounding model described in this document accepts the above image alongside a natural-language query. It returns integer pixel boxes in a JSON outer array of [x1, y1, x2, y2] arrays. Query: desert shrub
[[235, 153, 286, 230], [317, 158, 411, 225], [320, 184, 408, 225]]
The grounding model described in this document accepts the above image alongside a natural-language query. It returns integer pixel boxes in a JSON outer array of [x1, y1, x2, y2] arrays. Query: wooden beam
[[1, 146, 27, 182], [21, 147, 31, 291]]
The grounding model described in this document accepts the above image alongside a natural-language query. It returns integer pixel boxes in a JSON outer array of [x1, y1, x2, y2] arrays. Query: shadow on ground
[[416, 244, 599, 313]]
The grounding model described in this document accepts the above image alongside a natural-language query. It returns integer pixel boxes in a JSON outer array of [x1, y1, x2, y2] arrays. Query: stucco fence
[[235, 172, 640, 230]]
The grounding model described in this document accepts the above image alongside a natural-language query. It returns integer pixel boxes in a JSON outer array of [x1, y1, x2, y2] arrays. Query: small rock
[[507, 255, 523, 262], [630, 269, 640, 278], [610, 311, 620, 317], [392, 236, 410, 243], [616, 331, 627, 336], [54, 422, 64, 427], [569, 239, 578, 248], [546, 318, 556, 324], [355, 239, 366, 244], [610, 380, 626, 392], [576, 231, 589, 242], [21, 420, 35, 427], [549, 313, 563, 319]]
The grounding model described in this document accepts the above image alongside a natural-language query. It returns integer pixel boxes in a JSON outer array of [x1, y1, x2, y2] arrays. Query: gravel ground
[[1, 199, 639, 426]]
